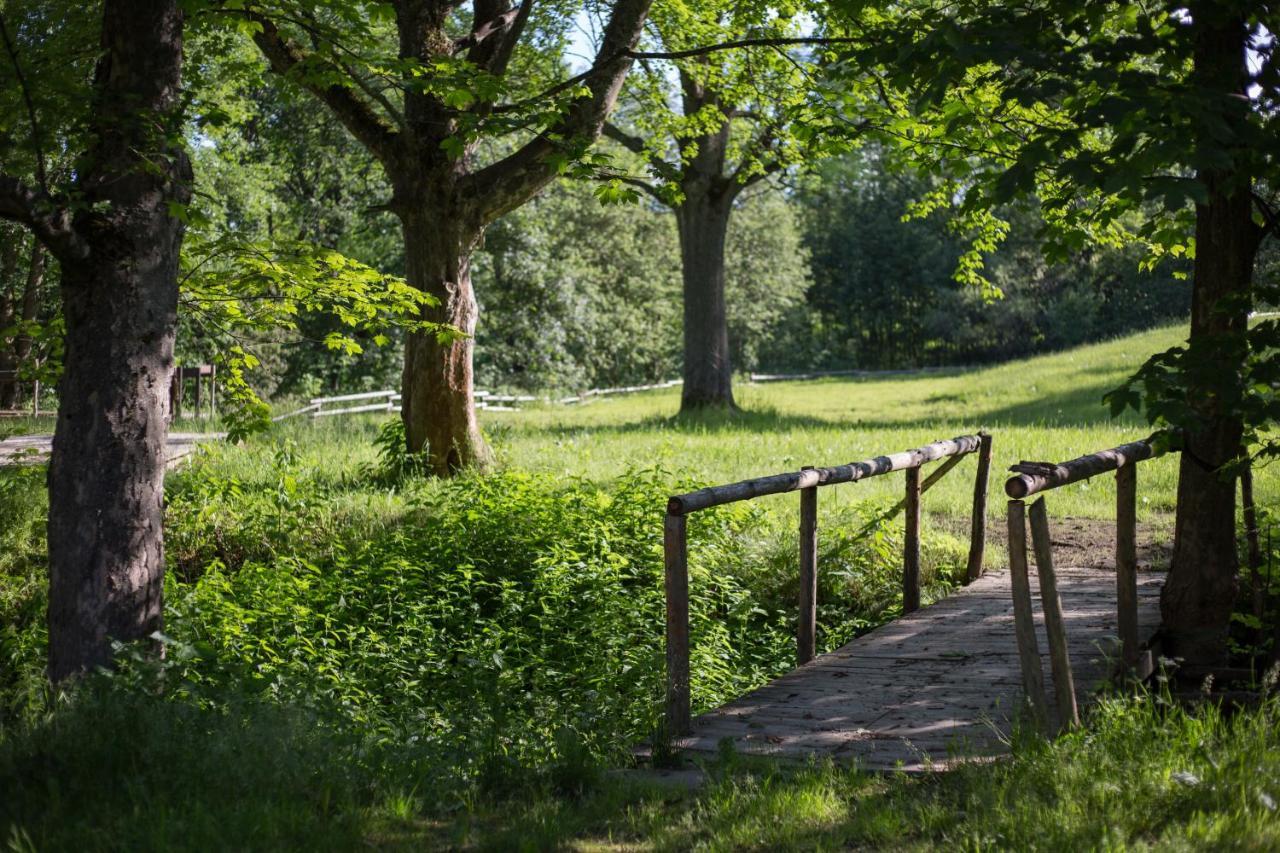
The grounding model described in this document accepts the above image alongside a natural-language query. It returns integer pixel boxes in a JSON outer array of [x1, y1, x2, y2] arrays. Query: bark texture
[[1161, 6, 1259, 666], [43, 0, 190, 680], [398, 204, 491, 474], [675, 189, 735, 409]]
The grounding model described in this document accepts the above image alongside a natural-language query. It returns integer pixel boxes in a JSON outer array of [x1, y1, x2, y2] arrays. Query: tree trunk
[[0, 241, 45, 409], [45, 0, 189, 681], [1161, 7, 1256, 667], [676, 190, 736, 411], [0, 232, 19, 407], [398, 206, 492, 475]]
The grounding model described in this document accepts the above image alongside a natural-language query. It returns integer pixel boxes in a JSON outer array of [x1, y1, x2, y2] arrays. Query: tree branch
[[732, 156, 787, 192], [492, 32, 855, 117], [610, 173, 664, 203], [463, 1, 533, 77], [631, 35, 858, 62], [0, 173, 84, 261], [602, 121, 646, 155], [464, 0, 653, 223], [603, 121, 681, 183], [250, 14, 400, 164]]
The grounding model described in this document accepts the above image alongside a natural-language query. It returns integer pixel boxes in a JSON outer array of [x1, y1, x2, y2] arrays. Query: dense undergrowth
[[0, 424, 967, 826], [4, 328, 1280, 848], [3, 425, 1277, 849]]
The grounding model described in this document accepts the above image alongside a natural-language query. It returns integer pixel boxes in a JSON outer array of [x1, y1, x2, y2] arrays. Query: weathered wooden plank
[[668, 434, 982, 515], [904, 466, 922, 614], [1007, 500, 1048, 731], [1115, 464, 1139, 668], [673, 560, 1164, 769], [966, 432, 994, 582], [1005, 432, 1171, 499]]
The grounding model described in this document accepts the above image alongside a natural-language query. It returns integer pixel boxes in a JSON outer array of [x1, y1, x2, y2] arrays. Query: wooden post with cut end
[[966, 431, 994, 583], [1115, 464, 1139, 669], [1028, 497, 1079, 730], [1008, 500, 1047, 731], [664, 512, 691, 736], [798, 468, 818, 665], [904, 466, 921, 614]]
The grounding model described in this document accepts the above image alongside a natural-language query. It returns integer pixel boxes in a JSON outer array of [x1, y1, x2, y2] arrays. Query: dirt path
[[0, 432, 222, 468]]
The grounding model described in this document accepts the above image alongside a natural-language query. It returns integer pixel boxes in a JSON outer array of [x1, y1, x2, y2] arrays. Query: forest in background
[[179, 109, 1198, 397]]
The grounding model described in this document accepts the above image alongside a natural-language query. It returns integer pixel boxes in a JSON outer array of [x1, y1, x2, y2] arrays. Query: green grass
[[457, 689, 1280, 851], [483, 323, 1213, 521], [3, 321, 1278, 850]]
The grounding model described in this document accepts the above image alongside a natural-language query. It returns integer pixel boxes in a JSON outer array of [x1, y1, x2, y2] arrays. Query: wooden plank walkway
[[673, 566, 1163, 771]]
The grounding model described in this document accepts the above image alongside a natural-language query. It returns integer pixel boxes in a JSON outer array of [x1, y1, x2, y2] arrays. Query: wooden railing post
[[1115, 464, 1139, 669], [1028, 498, 1079, 731], [1007, 500, 1047, 731], [664, 512, 691, 736], [904, 466, 921, 614], [798, 468, 818, 665], [965, 431, 994, 582]]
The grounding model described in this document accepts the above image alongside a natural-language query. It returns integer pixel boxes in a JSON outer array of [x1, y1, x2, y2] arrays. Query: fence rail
[[1003, 431, 1175, 733], [272, 379, 683, 421], [663, 431, 994, 735]]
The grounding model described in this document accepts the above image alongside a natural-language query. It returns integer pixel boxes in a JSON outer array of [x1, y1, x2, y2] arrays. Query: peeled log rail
[[668, 434, 983, 516], [1005, 433, 1172, 499]]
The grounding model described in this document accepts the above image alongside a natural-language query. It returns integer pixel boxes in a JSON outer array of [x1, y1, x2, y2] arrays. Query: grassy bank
[[3, 322, 1277, 849]]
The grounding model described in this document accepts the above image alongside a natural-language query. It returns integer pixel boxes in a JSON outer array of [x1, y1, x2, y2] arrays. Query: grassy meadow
[[3, 322, 1279, 850], [488, 322, 1202, 518]]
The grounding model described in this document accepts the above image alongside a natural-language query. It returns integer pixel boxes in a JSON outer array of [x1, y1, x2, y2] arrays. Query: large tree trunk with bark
[[1161, 6, 1257, 666], [676, 189, 736, 411], [398, 204, 492, 474], [45, 0, 189, 681]]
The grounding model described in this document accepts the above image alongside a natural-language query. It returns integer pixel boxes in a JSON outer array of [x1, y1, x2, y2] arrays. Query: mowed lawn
[[478, 323, 1232, 522]]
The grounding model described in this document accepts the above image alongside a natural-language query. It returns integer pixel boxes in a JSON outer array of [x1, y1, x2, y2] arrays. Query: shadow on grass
[[538, 405, 848, 437], [533, 376, 1145, 440]]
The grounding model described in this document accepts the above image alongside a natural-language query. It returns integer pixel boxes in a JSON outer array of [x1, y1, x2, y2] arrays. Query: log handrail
[[1004, 432, 1176, 499], [668, 433, 984, 516], [663, 431, 994, 736], [1004, 430, 1180, 733]]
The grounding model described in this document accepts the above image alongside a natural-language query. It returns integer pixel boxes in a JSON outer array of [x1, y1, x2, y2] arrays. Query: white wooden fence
[[273, 379, 683, 422]]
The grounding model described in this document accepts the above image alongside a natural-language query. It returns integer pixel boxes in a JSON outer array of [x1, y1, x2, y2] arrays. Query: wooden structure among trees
[[170, 365, 217, 421], [1005, 433, 1173, 733], [661, 432, 1166, 770], [0, 369, 40, 416]]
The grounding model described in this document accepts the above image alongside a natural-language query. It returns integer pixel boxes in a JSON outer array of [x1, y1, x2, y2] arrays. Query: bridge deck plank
[[674, 567, 1163, 771]]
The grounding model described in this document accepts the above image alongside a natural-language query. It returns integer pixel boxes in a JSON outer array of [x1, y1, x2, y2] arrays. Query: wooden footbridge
[[659, 432, 1173, 771]]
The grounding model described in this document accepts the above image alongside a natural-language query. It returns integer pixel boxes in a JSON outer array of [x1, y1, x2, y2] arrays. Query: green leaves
[[592, 180, 641, 205], [180, 233, 454, 438]]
